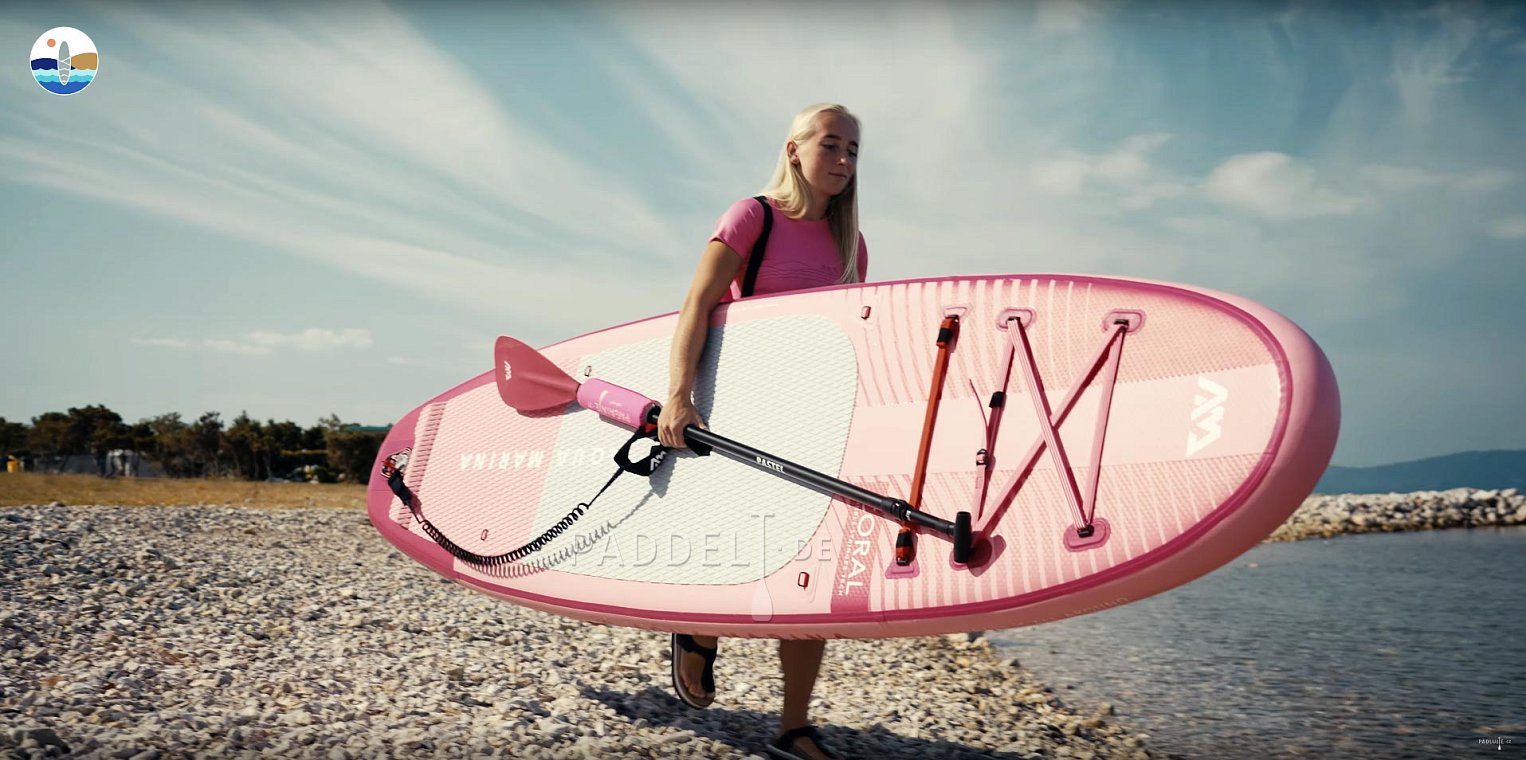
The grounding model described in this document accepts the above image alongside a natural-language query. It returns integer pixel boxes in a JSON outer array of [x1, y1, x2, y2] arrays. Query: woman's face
[[789, 112, 859, 197]]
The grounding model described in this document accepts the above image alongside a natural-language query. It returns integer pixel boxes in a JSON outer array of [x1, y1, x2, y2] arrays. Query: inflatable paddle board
[[369, 274, 1339, 638]]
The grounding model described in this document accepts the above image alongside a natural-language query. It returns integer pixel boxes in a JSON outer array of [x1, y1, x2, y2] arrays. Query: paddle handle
[[573, 378, 972, 562], [680, 420, 968, 543], [577, 378, 660, 430]]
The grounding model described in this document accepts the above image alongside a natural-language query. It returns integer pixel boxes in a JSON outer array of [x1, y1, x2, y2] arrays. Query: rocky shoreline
[[4, 489, 1518, 758], [1266, 488, 1525, 542], [1, 504, 1151, 759]]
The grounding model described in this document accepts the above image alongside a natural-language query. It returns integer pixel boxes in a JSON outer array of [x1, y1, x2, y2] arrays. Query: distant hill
[[1315, 450, 1526, 494]]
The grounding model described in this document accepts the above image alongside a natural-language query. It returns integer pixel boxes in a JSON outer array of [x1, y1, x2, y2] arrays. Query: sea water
[[988, 527, 1526, 758]]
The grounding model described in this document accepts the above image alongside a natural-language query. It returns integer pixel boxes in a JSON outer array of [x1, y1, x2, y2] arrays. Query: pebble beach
[[3, 487, 1519, 759], [1, 504, 1149, 759]]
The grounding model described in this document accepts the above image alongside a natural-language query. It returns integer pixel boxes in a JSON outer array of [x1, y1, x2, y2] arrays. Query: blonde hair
[[759, 103, 862, 284]]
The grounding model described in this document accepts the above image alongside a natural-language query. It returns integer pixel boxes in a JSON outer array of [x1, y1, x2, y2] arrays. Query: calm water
[[988, 527, 1526, 759]]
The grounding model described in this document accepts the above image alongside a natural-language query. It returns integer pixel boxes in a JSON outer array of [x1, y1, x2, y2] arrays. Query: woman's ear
[[787, 141, 799, 165]]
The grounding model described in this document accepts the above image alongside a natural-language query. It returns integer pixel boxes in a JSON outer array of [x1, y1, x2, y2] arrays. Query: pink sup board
[[368, 274, 1339, 639]]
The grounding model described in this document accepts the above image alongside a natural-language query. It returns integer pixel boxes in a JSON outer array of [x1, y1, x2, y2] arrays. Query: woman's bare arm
[[658, 240, 743, 449]]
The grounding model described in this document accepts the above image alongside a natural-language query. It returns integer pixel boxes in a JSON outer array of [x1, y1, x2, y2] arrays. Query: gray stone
[[19, 727, 69, 752]]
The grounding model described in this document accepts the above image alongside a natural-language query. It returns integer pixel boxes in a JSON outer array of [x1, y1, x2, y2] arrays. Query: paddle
[[493, 336, 582, 411], [494, 336, 975, 564]]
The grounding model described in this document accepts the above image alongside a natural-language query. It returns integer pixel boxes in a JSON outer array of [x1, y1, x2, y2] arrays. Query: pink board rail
[[368, 274, 1340, 639]]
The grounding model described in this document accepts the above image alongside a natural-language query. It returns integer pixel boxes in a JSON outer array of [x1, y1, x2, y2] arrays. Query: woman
[[658, 103, 866, 760]]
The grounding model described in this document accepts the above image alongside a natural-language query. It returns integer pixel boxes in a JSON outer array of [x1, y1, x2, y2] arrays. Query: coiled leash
[[386, 426, 670, 567]]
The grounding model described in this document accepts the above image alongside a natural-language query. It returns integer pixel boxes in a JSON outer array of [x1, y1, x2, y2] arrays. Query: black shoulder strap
[[741, 195, 773, 298]]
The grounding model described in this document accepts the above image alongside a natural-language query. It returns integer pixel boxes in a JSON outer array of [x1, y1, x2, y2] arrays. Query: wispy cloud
[[0, 5, 690, 330], [129, 338, 189, 350], [1359, 164, 1514, 193], [203, 340, 272, 357], [1390, 3, 1487, 128], [591, 0, 1517, 317], [1034, 0, 1109, 34], [1488, 215, 1526, 240], [1032, 133, 1190, 209], [6, 3, 1525, 465], [1204, 152, 1372, 220], [247, 329, 373, 352], [595, 2, 1006, 209], [133, 329, 373, 356]]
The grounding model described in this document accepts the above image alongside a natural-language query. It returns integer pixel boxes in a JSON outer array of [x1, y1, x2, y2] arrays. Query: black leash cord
[[387, 427, 667, 567]]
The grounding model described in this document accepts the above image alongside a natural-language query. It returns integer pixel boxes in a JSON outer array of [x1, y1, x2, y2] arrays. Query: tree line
[[0, 405, 387, 484]]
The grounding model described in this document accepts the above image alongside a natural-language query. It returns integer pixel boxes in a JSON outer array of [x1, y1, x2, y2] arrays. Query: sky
[[2, 0, 1522, 467]]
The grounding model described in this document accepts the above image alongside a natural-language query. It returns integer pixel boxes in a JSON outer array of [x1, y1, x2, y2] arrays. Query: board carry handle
[[896, 312, 963, 567], [575, 378, 974, 563]]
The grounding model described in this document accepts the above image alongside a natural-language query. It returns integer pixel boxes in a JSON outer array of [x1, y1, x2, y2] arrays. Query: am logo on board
[[1186, 376, 1228, 457]]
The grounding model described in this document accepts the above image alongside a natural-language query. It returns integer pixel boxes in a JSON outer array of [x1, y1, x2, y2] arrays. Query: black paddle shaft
[[643, 407, 975, 563]]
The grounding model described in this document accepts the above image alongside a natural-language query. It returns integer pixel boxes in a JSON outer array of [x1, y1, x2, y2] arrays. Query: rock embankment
[[1268, 488, 1526, 542], [0, 504, 1154, 759]]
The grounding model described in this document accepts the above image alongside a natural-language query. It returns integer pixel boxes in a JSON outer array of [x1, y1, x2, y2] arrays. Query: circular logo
[[31, 27, 98, 96]]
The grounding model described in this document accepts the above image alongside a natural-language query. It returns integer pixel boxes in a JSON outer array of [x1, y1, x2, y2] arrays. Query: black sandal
[[670, 633, 717, 709], [766, 725, 842, 760]]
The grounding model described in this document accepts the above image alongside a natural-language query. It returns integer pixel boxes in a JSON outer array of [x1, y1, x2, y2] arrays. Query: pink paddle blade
[[493, 336, 580, 411]]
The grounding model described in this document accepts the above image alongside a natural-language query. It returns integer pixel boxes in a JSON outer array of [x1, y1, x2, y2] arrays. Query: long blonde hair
[[758, 103, 862, 284]]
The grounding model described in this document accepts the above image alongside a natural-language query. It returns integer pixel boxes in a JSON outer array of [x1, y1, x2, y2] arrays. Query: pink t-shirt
[[710, 197, 869, 300]]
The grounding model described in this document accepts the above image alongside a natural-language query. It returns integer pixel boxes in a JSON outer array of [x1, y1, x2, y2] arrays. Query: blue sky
[[2, 1, 1522, 467]]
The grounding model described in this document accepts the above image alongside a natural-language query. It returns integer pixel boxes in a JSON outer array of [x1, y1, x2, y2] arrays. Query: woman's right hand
[[658, 396, 707, 449]]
